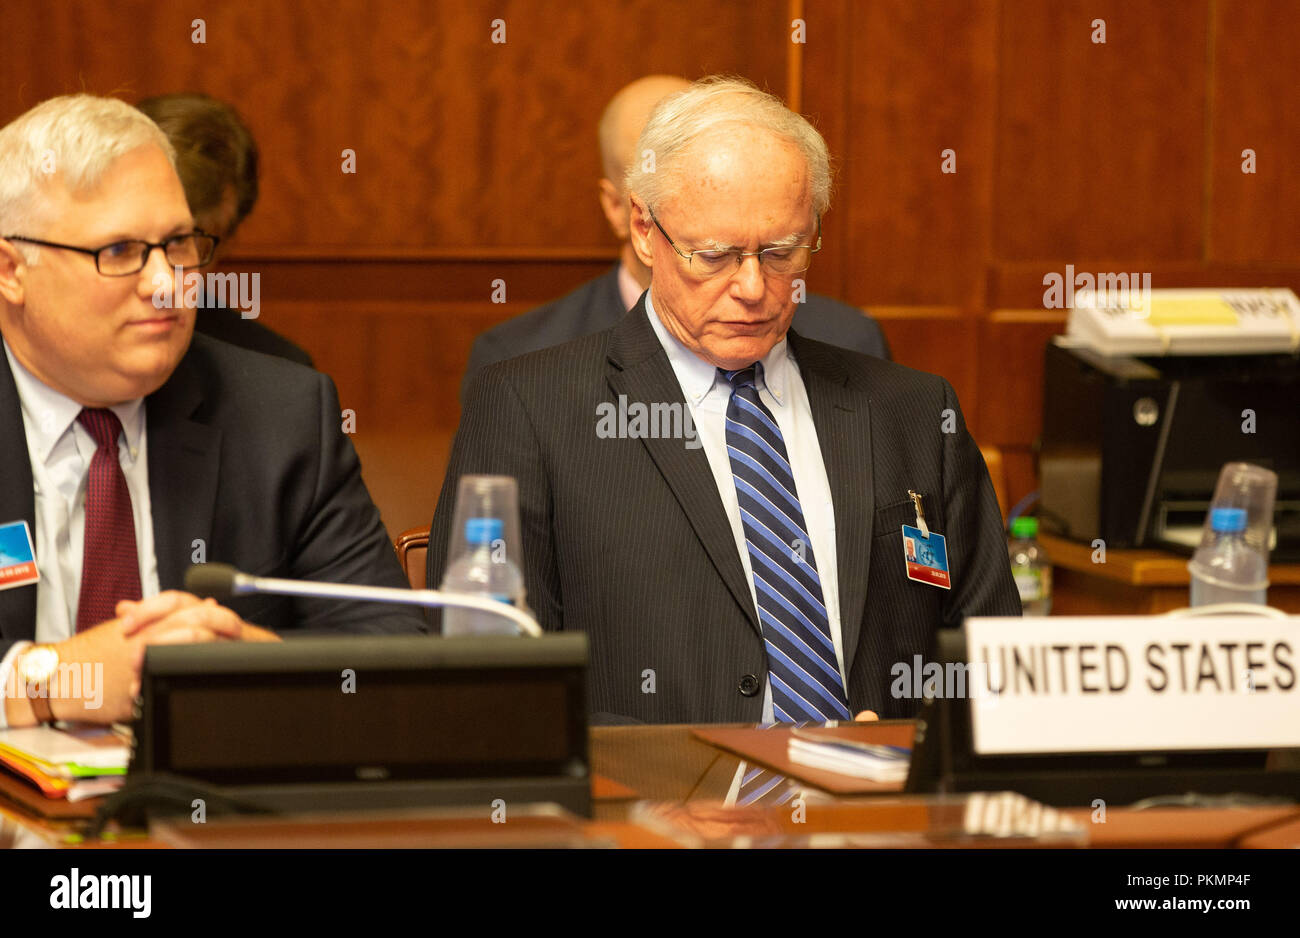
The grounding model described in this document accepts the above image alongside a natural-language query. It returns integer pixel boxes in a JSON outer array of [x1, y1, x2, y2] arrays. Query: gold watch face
[[18, 645, 59, 685]]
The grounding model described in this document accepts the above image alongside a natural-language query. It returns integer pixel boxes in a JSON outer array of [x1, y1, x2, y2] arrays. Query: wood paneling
[[266, 297, 533, 534], [975, 310, 1069, 517], [976, 310, 1067, 447], [1209, 0, 1300, 263], [870, 308, 979, 434], [1001, 448, 1039, 518], [215, 253, 615, 306], [803, 0, 998, 306], [1, 0, 791, 250], [985, 261, 1300, 309], [994, 0, 1209, 263]]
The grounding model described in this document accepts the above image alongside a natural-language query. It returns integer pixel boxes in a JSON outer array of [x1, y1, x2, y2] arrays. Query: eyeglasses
[[649, 208, 820, 278], [1, 231, 219, 276]]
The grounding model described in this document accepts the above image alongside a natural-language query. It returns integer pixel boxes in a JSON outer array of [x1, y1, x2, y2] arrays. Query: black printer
[[1038, 339, 1300, 559]]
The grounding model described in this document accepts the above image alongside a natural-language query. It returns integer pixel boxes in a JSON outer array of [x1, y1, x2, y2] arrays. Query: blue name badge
[[0, 520, 39, 591], [901, 524, 951, 590]]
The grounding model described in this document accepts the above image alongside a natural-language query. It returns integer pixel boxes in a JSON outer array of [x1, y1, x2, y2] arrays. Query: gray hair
[[625, 76, 832, 216], [0, 94, 177, 262]]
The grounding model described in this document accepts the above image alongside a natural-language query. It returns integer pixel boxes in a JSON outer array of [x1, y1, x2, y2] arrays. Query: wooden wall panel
[[1000, 449, 1039, 519], [1208, 0, 1300, 263], [871, 308, 979, 435], [803, 0, 998, 307], [976, 311, 1067, 449], [1, 0, 791, 251], [994, 0, 1208, 263], [986, 261, 1300, 310], [217, 254, 615, 306], [797, 0, 853, 300], [266, 298, 541, 535]]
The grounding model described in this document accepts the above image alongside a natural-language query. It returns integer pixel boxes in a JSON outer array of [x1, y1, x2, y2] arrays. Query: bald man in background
[[460, 75, 888, 400]]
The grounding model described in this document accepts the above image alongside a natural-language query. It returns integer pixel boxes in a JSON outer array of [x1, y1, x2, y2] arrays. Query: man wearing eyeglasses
[[459, 74, 888, 402], [430, 77, 1019, 725], [0, 95, 424, 728]]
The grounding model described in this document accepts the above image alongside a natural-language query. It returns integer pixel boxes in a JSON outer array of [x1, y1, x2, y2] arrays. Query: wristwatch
[[16, 644, 59, 724]]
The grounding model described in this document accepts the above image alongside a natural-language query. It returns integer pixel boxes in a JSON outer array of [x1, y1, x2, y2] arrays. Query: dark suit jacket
[[430, 300, 1019, 724], [195, 305, 314, 368], [0, 334, 424, 656], [461, 265, 890, 400]]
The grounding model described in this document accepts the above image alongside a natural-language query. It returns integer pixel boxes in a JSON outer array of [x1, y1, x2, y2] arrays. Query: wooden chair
[[393, 525, 430, 590]]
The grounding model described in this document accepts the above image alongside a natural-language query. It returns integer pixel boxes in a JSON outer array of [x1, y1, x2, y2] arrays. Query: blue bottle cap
[[1209, 507, 1247, 533], [465, 517, 504, 544]]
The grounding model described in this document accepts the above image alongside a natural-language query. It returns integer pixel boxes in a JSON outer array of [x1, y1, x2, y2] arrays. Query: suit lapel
[[145, 348, 222, 592], [606, 303, 761, 635], [790, 332, 874, 676], [0, 349, 37, 639]]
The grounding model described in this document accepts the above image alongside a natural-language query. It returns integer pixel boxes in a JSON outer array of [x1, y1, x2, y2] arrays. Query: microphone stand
[[188, 567, 543, 637]]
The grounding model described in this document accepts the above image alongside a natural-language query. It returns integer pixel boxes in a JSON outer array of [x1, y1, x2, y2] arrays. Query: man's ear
[[627, 196, 655, 270], [0, 240, 28, 306], [597, 178, 628, 241]]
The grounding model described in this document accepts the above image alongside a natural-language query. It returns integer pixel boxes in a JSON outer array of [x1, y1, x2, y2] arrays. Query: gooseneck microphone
[[184, 564, 543, 637]]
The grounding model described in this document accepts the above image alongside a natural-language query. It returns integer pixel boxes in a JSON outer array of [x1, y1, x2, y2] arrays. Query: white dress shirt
[[0, 339, 160, 727], [644, 293, 845, 723]]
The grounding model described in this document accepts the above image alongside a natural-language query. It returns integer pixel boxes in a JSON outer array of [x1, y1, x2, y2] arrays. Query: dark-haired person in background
[[137, 92, 312, 367], [460, 75, 889, 401]]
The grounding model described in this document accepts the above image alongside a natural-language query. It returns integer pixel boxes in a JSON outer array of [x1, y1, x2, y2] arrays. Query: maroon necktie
[[76, 408, 142, 630]]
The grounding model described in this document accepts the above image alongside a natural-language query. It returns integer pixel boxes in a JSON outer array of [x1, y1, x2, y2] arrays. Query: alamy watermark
[[152, 265, 261, 320], [1043, 264, 1151, 313], [4, 661, 103, 710], [596, 395, 701, 449], [50, 869, 150, 918], [890, 654, 1001, 701]]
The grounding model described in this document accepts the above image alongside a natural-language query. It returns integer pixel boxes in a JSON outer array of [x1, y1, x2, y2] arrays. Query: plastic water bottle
[[1188, 507, 1267, 607], [441, 518, 524, 636], [1008, 516, 1052, 615]]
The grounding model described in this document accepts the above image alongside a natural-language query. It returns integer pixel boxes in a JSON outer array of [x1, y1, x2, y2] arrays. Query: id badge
[[901, 524, 951, 590], [0, 520, 39, 591]]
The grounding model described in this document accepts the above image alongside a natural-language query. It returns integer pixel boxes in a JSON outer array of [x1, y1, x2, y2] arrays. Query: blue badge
[[901, 524, 951, 590], [0, 520, 39, 591]]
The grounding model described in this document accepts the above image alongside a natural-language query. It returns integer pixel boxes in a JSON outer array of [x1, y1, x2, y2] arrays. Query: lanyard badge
[[0, 520, 40, 591], [901, 491, 950, 590]]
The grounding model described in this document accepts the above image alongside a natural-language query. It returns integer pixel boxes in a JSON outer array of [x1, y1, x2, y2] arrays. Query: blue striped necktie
[[721, 365, 851, 722], [731, 722, 813, 808]]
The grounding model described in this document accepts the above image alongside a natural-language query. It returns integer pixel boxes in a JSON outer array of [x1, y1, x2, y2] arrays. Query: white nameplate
[[964, 616, 1300, 754]]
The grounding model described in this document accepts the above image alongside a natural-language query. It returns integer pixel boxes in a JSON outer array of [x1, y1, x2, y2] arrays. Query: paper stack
[[0, 725, 129, 802], [787, 733, 911, 783]]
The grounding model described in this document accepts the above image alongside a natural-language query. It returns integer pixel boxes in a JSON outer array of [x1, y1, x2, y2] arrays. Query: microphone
[[184, 564, 543, 637]]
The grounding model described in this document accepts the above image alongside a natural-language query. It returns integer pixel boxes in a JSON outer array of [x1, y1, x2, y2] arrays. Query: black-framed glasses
[[649, 208, 820, 278], [1, 231, 219, 276]]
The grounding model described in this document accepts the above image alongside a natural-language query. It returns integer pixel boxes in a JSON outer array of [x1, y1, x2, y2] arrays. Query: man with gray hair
[[430, 77, 1019, 725], [460, 74, 888, 400], [0, 95, 423, 728]]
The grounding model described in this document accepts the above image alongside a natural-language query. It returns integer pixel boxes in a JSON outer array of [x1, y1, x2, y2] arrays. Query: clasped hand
[[39, 591, 279, 724]]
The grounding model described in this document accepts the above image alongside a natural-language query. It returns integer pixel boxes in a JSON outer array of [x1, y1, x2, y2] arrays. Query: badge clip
[[907, 489, 930, 539]]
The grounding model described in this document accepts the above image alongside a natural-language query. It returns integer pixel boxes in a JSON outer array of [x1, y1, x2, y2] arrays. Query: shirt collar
[[644, 291, 792, 408], [3, 337, 146, 465]]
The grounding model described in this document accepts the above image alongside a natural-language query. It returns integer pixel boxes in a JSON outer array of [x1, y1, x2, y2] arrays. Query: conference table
[[3, 721, 1298, 849]]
